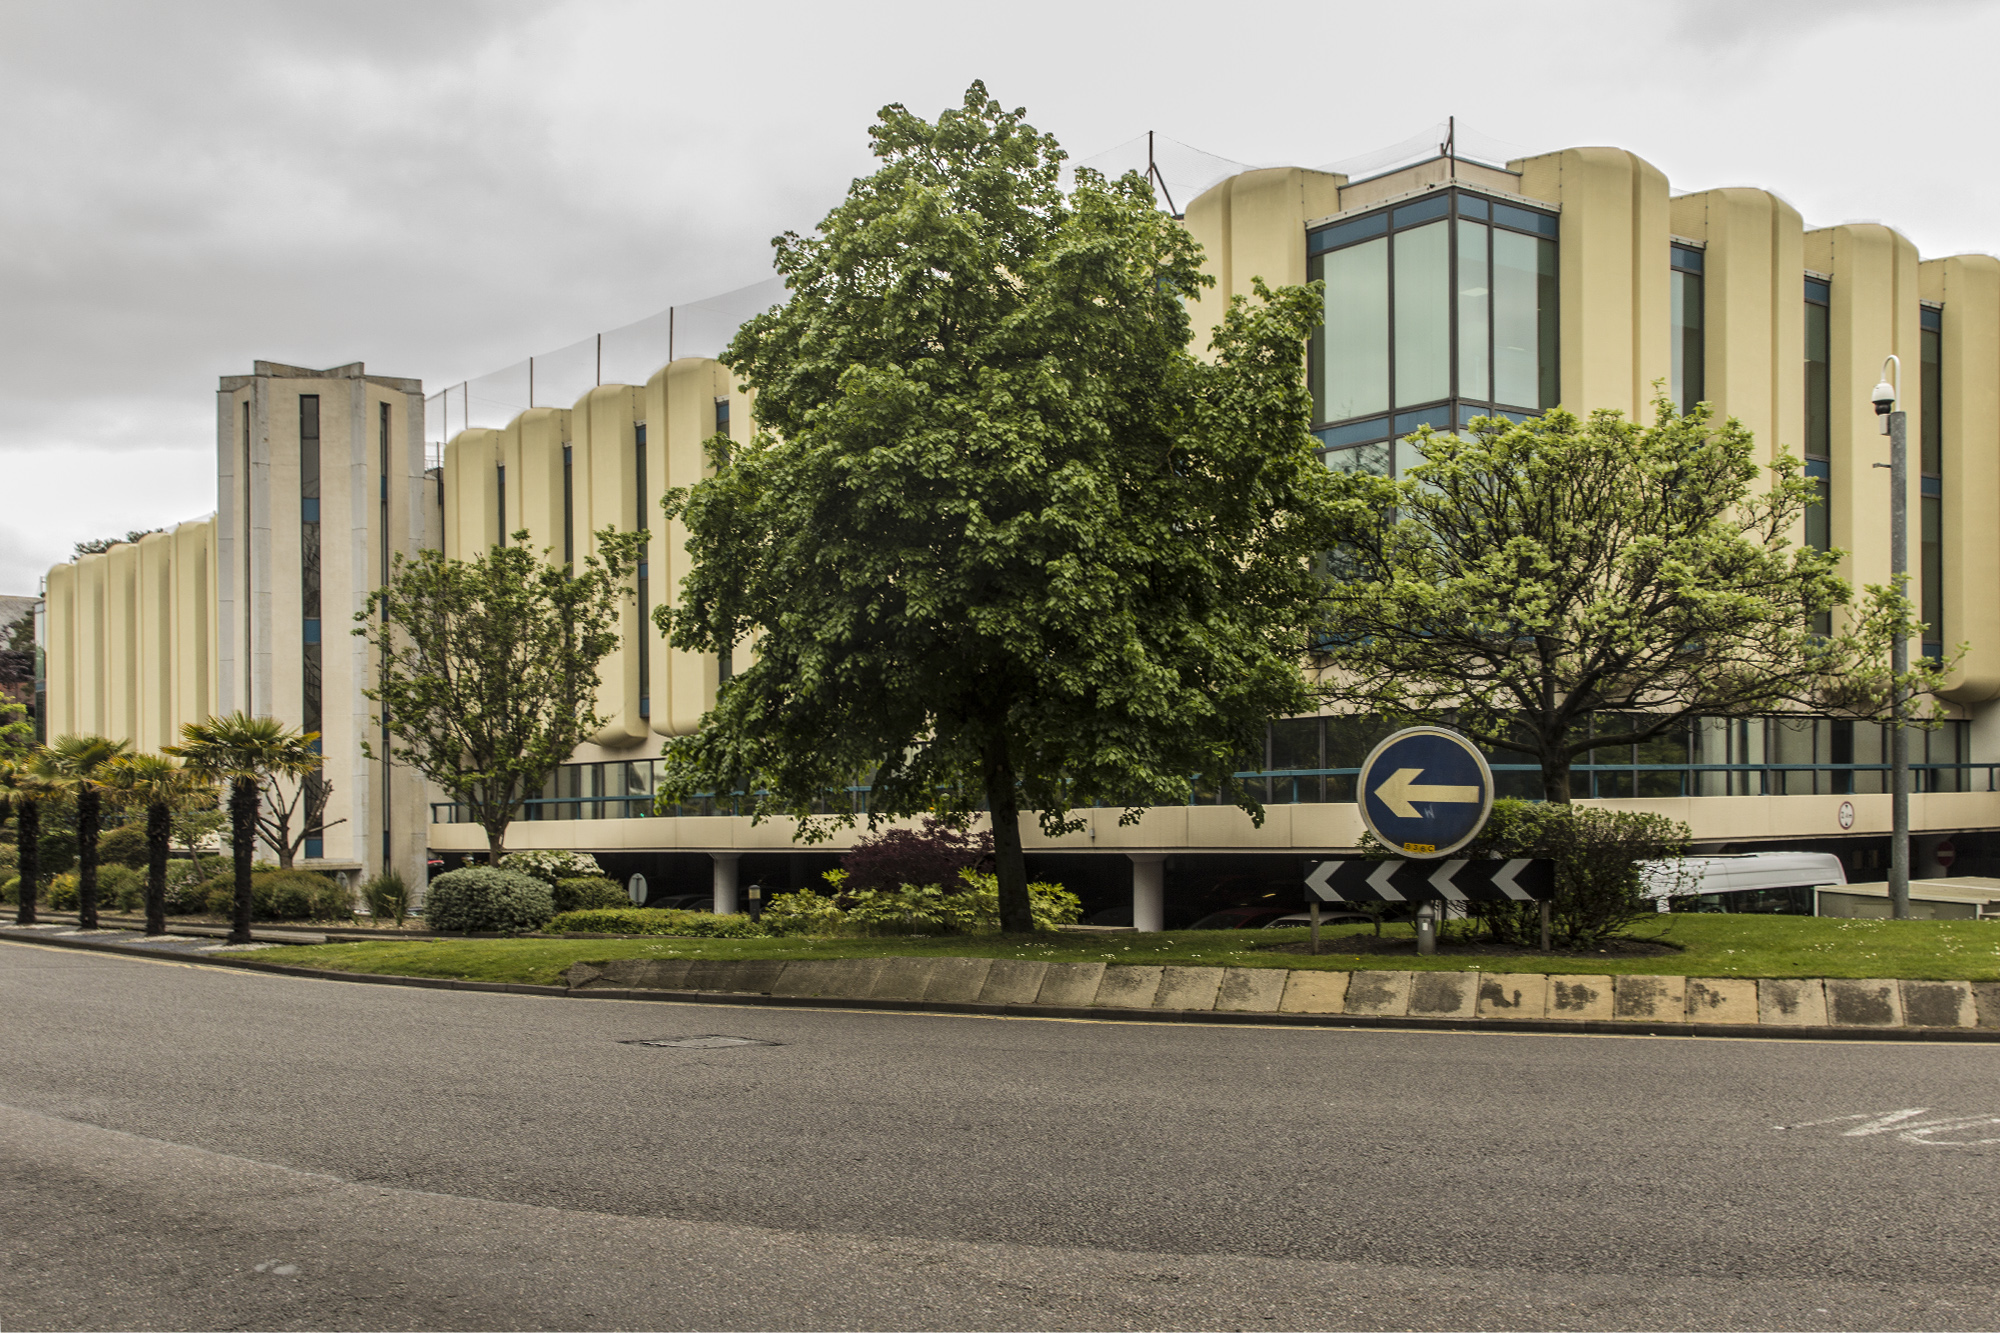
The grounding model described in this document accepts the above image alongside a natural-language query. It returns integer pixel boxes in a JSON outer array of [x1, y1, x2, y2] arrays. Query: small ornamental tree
[[107, 754, 213, 935], [841, 816, 992, 893], [356, 532, 638, 864], [1315, 399, 1956, 803], [31, 734, 130, 929], [167, 713, 321, 944], [656, 85, 1344, 931]]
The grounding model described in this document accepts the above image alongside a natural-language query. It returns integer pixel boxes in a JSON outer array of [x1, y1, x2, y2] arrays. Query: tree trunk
[[145, 800, 171, 936], [77, 786, 101, 929], [981, 736, 1032, 933], [1542, 755, 1574, 805], [485, 827, 505, 867], [229, 777, 258, 944], [13, 801, 38, 926]]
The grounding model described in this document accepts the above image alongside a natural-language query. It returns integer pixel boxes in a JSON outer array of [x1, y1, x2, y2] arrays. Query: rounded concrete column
[[1129, 854, 1166, 932], [711, 852, 741, 915]]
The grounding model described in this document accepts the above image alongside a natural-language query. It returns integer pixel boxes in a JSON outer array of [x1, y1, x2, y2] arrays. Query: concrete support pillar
[[1129, 854, 1166, 932], [711, 852, 741, 915]]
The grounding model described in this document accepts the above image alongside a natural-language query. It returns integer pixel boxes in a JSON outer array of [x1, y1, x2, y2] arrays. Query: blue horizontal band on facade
[[1307, 211, 1388, 255], [1490, 201, 1558, 237], [1315, 418, 1390, 448]]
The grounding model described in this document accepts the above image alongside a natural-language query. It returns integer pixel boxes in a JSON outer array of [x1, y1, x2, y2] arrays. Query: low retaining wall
[[566, 957, 2000, 1032]]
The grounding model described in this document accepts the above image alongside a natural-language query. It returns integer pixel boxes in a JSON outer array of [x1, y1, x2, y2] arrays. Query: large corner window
[[1804, 276, 1832, 635], [1670, 243, 1705, 413], [1308, 189, 1557, 475], [1921, 304, 1943, 661]]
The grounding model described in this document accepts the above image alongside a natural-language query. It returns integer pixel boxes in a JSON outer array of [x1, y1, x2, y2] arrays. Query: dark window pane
[[1392, 194, 1451, 228], [1922, 494, 1942, 645], [1921, 326, 1942, 476], [1316, 417, 1390, 448], [1671, 269, 1704, 413], [1308, 211, 1389, 254], [1324, 441, 1391, 476], [1492, 202, 1559, 237], [1804, 299, 1830, 458], [1456, 193, 1489, 221], [1670, 243, 1704, 274]]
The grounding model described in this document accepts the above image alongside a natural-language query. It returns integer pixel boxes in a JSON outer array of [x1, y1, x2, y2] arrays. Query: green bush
[[162, 861, 206, 915], [762, 869, 1081, 936], [497, 849, 603, 888], [46, 873, 79, 911], [0, 843, 18, 877], [101, 864, 146, 912], [200, 868, 352, 922], [545, 907, 764, 937], [361, 870, 410, 925], [553, 875, 628, 914], [424, 867, 554, 933], [1462, 799, 1690, 948], [97, 823, 150, 869], [1, 875, 17, 905]]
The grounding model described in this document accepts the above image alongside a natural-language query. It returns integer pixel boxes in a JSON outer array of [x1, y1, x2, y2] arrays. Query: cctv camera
[[1872, 379, 1896, 415]]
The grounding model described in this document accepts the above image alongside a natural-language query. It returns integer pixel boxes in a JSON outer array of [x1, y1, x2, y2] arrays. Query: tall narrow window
[[1921, 304, 1943, 660], [299, 393, 324, 859], [1670, 244, 1705, 413], [496, 465, 506, 548], [714, 399, 734, 682], [241, 399, 253, 715], [562, 443, 574, 568], [1308, 188, 1557, 477], [378, 400, 391, 866], [634, 424, 649, 718], [1804, 277, 1832, 635]]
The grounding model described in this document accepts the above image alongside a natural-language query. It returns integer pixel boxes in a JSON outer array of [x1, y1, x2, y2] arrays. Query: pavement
[[2, 940, 1998, 1331]]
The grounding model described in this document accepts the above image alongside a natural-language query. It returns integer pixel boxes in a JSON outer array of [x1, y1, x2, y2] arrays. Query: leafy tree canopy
[[1315, 398, 1954, 801], [656, 83, 1344, 928]]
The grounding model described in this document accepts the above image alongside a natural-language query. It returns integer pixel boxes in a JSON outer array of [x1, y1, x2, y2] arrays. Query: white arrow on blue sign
[[1355, 726, 1495, 859]]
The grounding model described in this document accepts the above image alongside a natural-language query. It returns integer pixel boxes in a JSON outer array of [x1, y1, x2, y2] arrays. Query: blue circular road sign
[[1356, 726, 1494, 858]]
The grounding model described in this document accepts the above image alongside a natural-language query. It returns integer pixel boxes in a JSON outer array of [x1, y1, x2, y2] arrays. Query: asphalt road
[[3, 940, 1998, 1332]]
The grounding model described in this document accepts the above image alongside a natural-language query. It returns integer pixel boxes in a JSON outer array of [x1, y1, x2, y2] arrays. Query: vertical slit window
[[1805, 278, 1832, 635], [496, 465, 506, 548], [1670, 244, 1705, 414], [1921, 306, 1943, 658], [300, 393, 324, 857], [562, 443, 574, 569], [635, 424, 649, 718]]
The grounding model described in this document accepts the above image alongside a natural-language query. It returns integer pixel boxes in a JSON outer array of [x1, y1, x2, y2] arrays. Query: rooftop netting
[[423, 121, 1533, 458]]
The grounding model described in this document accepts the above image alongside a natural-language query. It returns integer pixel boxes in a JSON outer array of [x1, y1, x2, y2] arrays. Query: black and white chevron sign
[[1304, 857, 1555, 903]]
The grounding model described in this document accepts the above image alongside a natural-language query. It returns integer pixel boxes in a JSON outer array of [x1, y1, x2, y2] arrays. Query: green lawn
[[262, 914, 2000, 987]]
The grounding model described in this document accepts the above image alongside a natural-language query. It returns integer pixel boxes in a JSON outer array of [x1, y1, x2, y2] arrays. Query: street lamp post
[[1872, 357, 1910, 920]]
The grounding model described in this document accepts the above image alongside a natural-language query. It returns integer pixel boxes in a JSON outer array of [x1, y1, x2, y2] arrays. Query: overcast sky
[[4, 0, 1998, 592]]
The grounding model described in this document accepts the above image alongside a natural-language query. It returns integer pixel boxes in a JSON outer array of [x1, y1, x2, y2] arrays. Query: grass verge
[[263, 914, 2000, 988]]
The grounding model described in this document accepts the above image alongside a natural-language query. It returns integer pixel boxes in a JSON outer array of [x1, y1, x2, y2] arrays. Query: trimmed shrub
[[97, 823, 150, 869], [1, 875, 17, 905], [101, 864, 146, 912], [200, 868, 353, 921], [47, 874, 79, 911], [545, 906, 763, 937], [0, 843, 17, 877], [763, 869, 1080, 936], [162, 861, 207, 916], [361, 870, 410, 925], [497, 850, 603, 888], [841, 816, 991, 893], [424, 867, 554, 933], [553, 875, 628, 914], [1461, 799, 1690, 948]]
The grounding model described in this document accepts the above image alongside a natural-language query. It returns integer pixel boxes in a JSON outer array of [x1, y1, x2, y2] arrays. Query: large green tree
[[355, 532, 638, 863], [655, 85, 1342, 930], [1314, 399, 1953, 803]]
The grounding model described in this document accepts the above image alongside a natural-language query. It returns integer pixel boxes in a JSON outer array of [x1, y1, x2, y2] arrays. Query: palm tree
[[108, 754, 214, 936], [166, 713, 320, 944], [31, 735, 132, 930], [0, 760, 56, 926]]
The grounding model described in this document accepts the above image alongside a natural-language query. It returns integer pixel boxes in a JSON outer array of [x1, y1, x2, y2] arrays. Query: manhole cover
[[622, 1035, 781, 1049]]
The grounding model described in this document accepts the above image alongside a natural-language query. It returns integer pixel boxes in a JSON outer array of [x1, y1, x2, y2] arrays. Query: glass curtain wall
[[1921, 305, 1943, 660], [1804, 278, 1832, 634], [1670, 244, 1705, 413], [1308, 189, 1558, 475]]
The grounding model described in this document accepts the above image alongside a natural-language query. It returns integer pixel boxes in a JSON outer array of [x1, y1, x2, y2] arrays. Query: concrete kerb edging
[[8, 928, 2000, 1044]]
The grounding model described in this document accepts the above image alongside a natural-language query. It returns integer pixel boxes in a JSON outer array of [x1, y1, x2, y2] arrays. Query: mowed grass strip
[[263, 913, 2000, 988]]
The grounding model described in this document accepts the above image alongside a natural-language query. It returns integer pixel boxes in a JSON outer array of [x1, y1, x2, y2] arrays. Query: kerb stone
[[1973, 981, 2000, 1029], [1407, 971, 1477, 1018], [1095, 966, 1164, 1008], [976, 960, 1049, 1005], [1899, 980, 1975, 1028], [1758, 978, 1828, 1026], [867, 958, 940, 1002], [1035, 962, 1107, 1007], [683, 959, 786, 994], [923, 957, 994, 1004], [1547, 975, 1614, 1020], [582, 958, 692, 990], [1342, 971, 1412, 1016], [1215, 968, 1287, 1012], [772, 958, 880, 999], [1685, 977, 1758, 1024], [1278, 971, 1349, 1013], [1154, 966, 1224, 1011], [1611, 974, 1686, 1021], [1476, 973, 1546, 1019], [1825, 978, 1903, 1027]]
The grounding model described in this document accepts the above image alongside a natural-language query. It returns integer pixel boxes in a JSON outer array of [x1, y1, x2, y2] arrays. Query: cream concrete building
[[40, 141, 2000, 924]]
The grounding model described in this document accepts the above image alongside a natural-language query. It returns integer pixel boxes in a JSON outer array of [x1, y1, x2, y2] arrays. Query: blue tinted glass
[[1394, 406, 1454, 435], [1804, 458, 1830, 480], [1671, 244, 1704, 274], [1922, 306, 1942, 331], [1323, 442, 1392, 475], [301, 497, 320, 522], [1492, 202, 1559, 237], [1392, 194, 1450, 228], [1805, 278, 1830, 304], [1316, 417, 1389, 448], [305, 838, 323, 860], [1308, 211, 1389, 254], [1921, 474, 1941, 498], [302, 618, 321, 644], [1456, 193, 1489, 221]]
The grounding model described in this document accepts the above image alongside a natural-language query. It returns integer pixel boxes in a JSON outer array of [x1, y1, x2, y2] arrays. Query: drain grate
[[622, 1035, 781, 1049]]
